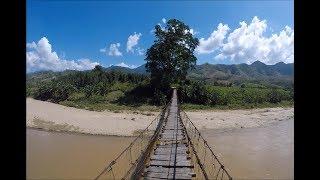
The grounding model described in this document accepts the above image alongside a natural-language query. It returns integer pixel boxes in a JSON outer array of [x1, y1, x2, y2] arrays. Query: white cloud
[[189, 29, 198, 35], [162, 18, 166, 24], [26, 42, 37, 49], [196, 23, 230, 54], [196, 16, 294, 64], [126, 32, 142, 53], [214, 53, 226, 60], [150, 18, 167, 34], [150, 29, 155, 34], [136, 47, 145, 56], [26, 37, 99, 72], [103, 43, 122, 56], [217, 16, 294, 64], [115, 62, 137, 69], [99, 48, 106, 53]]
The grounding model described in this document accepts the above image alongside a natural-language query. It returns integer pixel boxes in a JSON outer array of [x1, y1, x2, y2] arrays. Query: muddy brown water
[[27, 129, 135, 179], [201, 119, 294, 179], [27, 119, 293, 179]]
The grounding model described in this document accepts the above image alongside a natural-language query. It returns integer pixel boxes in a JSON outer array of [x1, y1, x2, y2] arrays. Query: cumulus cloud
[[126, 32, 142, 53], [189, 29, 197, 35], [26, 42, 37, 49], [217, 16, 294, 64], [100, 43, 122, 56], [99, 48, 106, 53], [196, 23, 230, 54], [136, 47, 145, 56], [196, 16, 294, 64], [26, 37, 99, 72], [115, 62, 137, 69], [162, 18, 166, 24], [214, 53, 226, 60], [150, 18, 168, 34]]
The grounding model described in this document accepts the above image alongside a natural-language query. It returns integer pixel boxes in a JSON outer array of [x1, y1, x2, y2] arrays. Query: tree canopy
[[145, 19, 199, 89]]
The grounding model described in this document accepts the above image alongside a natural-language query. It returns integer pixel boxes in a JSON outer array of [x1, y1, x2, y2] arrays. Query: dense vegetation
[[27, 66, 293, 111], [27, 66, 161, 111], [177, 80, 293, 109]]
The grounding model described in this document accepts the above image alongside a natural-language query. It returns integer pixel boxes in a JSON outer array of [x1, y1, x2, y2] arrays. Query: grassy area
[[181, 100, 293, 111], [59, 100, 160, 113], [58, 98, 293, 113]]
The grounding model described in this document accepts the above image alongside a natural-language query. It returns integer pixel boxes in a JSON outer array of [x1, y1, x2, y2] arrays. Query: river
[[27, 119, 293, 179]]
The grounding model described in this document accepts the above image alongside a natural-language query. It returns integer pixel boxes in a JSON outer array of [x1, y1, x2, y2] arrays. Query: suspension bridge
[[95, 88, 232, 180]]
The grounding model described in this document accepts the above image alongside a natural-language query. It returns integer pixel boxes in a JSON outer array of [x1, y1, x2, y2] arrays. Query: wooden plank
[[155, 146, 187, 151], [150, 156, 189, 162], [160, 134, 184, 138], [160, 134, 184, 137], [159, 137, 186, 141], [160, 136, 185, 140], [163, 128, 184, 130], [156, 144, 187, 148], [154, 149, 188, 154], [157, 140, 186, 144], [160, 132, 184, 136], [149, 160, 193, 167], [145, 166, 194, 174], [154, 150, 188, 155], [142, 89, 196, 179], [160, 133, 185, 137], [161, 130, 177, 132], [144, 172, 194, 179]]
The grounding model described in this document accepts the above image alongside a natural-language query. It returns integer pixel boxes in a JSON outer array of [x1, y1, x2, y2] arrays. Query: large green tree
[[145, 19, 199, 89]]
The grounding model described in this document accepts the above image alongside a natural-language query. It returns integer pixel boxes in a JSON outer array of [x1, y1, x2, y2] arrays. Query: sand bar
[[27, 98, 293, 136]]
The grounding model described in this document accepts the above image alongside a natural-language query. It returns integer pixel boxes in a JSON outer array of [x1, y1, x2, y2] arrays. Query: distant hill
[[133, 64, 148, 74], [27, 61, 293, 89], [103, 65, 136, 73], [27, 69, 78, 85], [188, 61, 293, 88], [189, 61, 293, 78]]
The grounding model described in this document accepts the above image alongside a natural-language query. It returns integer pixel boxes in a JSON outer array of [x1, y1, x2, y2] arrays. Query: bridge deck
[[143, 89, 195, 179]]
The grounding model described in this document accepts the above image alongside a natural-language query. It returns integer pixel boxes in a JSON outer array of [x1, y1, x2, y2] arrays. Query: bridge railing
[[94, 101, 171, 180], [179, 108, 233, 180]]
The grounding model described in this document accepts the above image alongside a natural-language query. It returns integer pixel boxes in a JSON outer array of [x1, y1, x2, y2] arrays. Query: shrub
[[110, 82, 134, 92], [105, 90, 125, 102], [153, 89, 167, 105], [88, 94, 106, 103], [67, 92, 86, 101], [33, 83, 55, 101]]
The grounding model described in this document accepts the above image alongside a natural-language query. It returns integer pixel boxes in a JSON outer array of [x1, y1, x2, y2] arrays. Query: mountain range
[[104, 61, 293, 76], [27, 61, 293, 88], [187, 61, 293, 87]]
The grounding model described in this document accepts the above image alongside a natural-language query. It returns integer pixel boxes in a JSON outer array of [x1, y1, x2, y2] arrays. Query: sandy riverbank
[[185, 107, 294, 132], [27, 98, 294, 136]]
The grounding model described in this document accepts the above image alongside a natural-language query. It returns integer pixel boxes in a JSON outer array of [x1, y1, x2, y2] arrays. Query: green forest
[[27, 65, 293, 111]]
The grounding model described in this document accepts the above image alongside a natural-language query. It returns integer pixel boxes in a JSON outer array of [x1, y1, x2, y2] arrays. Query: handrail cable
[[94, 100, 171, 180], [179, 105, 232, 180]]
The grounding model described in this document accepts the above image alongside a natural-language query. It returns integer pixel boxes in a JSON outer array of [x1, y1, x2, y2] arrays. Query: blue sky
[[27, 0, 293, 72]]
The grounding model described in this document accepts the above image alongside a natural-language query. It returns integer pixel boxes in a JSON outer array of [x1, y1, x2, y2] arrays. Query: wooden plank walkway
[[143, 89, 195, 180]]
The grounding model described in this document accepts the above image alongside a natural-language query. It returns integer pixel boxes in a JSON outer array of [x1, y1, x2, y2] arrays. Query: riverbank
[[27, 98, 294, 136]]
